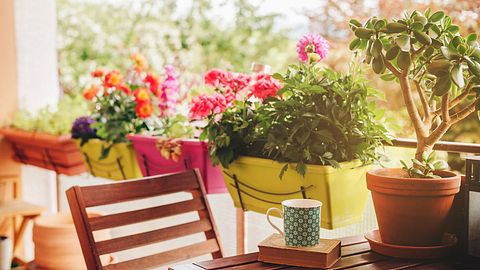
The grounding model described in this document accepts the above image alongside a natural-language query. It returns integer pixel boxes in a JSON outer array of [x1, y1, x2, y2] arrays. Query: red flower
[[91, 68, 105, 78], [103, 70, 123, 88], [204, 69, 231, 88], [224, 89, 236, 106], [82, 85, 99, 100], [144, 73, 160, 96], [136, 102, 154, 118], [189, 92, 227, 120], [134, 88, 150, 102], [248, 73, 282, 100], [116, 83, 131, 95]]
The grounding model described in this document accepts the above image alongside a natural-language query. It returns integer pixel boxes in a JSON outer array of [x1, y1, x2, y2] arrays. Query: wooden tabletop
[[170, 235, 477, 270]]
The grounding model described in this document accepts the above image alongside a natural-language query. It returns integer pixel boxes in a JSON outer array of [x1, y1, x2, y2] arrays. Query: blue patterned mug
[[266, 199, 322, 247]]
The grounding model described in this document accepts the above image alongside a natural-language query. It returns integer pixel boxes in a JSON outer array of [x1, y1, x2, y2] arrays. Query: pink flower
[[158, 65, 180, 116], [204, 69, 231, 88], [227, 72, 251, 92], [296, 34, 329, 63], [189, 92, 227, 120], [248, 73, 283, 100]]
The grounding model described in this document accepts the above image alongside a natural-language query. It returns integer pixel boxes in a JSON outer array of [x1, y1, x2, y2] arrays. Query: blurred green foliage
[[57, 0, 296, 93], [11, 95, 90, 135]]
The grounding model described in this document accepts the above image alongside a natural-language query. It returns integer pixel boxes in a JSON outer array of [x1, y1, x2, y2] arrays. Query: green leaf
[[467, 58, 480, 76], [447, 24, 460, 34], [397, 51, 411, 70], [272, 73, 283, 80], [414, 15, 428, 25], [413, 30, 432, 45], [296, 162, 307, 176], [429, 11, 445, 22], [433, 75, 452, 96], [467, 33, 478, 44], [450, 64, 465, 88], [385, 46, 400, 60], [395, 35, 411, 52], [355, 27, 374, 39], [371, 39, 383, 58], [410, 22, 424, 31], [386, 22, 408, 33], [427, 60, 451, 76], [372, 57, 385, 74], [374, 20, 386, 31], [349, 19, 362, 29], [433, 160, 448, 170], [279, 163, 289, 179], [440, 46, 460, 60], [349, 38, 361, 50]]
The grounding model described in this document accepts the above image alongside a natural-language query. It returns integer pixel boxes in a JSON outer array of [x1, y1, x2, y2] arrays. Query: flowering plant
[[191, 34, 388, 176], [74, 54, 191, 158]]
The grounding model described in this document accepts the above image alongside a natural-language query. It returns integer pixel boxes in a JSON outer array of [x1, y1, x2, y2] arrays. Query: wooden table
[[170, 235, 479, 270]]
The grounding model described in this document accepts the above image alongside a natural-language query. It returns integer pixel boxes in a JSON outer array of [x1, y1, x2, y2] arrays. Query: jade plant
[[350, 9, 480, 160]]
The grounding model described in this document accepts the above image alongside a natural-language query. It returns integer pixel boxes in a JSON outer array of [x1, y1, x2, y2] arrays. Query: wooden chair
[[66, 170, 224, 270]]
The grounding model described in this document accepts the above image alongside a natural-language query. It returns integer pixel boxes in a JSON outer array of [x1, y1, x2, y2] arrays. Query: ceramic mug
[[266, 199, 322, 247], [0, 235, 12, 270]]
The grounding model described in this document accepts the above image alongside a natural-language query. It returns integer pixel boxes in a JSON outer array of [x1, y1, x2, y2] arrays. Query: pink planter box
[[128, 135, 226, 194]]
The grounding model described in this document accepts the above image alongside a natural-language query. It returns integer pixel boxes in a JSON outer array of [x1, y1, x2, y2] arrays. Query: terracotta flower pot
[[367, 168, 461, 246], [0, 128, 85, 175], [33, 213, 111, 270]]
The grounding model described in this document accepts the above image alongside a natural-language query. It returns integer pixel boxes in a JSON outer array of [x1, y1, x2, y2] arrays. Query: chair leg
[[13, 215, 38, 255]]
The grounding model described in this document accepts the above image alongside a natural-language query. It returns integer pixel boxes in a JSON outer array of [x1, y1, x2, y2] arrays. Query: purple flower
[[71, 116, 97, 140], [296, 34, 329, 63]]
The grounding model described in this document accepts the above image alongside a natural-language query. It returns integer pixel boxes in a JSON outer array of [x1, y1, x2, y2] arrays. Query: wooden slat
[[406, 261, 457, 270], [347, 258, 429, 269], [103, 238, 220, 270], [338, 235, 368, 247], [168, 265, 205, 270], [192, 171, 225, 259], [225, 262, 288, 270], [341, 242, 371, 257], [66, 186, 104, 269], [195, 253, 259, 269], [82, 171, 200, 207], [331, 252, 389, 270], [96, 219, 213, 255], [89, 197, 205, 230]]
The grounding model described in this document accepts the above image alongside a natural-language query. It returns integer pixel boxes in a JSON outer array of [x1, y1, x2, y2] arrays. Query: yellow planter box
[[76, 139, 142, 180], [222, 156, 371, 229]]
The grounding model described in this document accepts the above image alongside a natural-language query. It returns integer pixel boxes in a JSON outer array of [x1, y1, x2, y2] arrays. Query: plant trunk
[[415, 138, 433, 160]]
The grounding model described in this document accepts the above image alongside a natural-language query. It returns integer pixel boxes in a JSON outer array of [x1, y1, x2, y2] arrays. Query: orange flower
[[130, 53, 147, 71], [116, 83, 131, 95], [104, 70, 123, 88], [136, 102, 153, 118], [91, 68, 105, 78], [134, 87, 150, 102], [82, 85, 99, 100]]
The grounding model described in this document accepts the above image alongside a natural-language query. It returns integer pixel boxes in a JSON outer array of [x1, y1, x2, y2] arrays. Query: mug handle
[[266, 207, 284, 237]]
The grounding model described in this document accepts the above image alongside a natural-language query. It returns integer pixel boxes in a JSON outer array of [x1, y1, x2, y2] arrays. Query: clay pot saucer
[[365, 230, 458, 259]]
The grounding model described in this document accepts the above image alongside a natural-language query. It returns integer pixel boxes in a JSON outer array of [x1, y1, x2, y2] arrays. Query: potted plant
[[127, 66, 227, 194], [0, 95, 88, 175], [350, 10, 480, 246], [190, 35, 388, 229], [73, 54, 185, 180]]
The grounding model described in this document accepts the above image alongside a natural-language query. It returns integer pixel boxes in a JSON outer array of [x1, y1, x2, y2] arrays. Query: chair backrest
[[66, 169, 224, 270]]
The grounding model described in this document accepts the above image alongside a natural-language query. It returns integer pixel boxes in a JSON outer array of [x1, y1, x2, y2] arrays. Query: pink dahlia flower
[[189, 92, 227, 120], [296, 34, 329, 63], [248, 73, 283, 100]]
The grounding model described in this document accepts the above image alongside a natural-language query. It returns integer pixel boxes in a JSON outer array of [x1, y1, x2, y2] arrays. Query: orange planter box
[[0, 128, 85, 175]]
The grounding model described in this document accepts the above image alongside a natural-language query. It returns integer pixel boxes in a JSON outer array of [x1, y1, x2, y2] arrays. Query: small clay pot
[[367, 168, 460, 246], [33, 213, 111, 270]]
